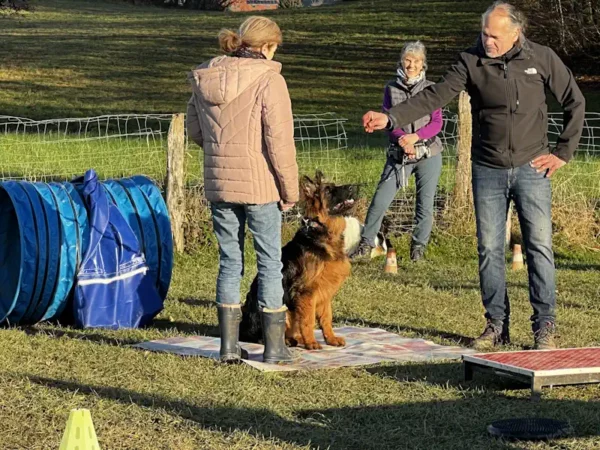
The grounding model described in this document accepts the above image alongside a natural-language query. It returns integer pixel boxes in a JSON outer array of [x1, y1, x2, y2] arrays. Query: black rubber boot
[[217, 304, 248, 363], [261, 306, 298, 364]]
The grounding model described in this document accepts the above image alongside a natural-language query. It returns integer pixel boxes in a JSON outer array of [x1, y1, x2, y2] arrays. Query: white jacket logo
[[525, 68, 538, 75]]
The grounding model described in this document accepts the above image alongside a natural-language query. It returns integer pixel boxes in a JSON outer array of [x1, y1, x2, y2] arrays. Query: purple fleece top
[[382, 86, 443, 142]]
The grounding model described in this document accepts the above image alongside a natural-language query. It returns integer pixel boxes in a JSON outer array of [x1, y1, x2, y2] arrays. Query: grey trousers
[[361, 153, 443, 247]]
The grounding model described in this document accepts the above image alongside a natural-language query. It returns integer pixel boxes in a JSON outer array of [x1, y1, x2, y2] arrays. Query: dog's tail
[[379, 216, 391, 238], [240, 278, 263, 343], [377, 216, 392, 252]]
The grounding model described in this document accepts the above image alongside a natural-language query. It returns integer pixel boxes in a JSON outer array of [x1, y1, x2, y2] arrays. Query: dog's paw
[[325, 336, 346, 347], [286, 337, 299, 347], [304, 341, 322, 350], [286, 335, 305, 347]]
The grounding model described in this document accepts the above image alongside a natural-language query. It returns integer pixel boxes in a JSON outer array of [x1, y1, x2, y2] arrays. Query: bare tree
[[0, 0, 30, 11], [518, 0, 600, 62]]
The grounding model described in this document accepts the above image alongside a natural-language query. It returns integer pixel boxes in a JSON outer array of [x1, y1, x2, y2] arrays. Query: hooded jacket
[[186, 56, 299, 204]]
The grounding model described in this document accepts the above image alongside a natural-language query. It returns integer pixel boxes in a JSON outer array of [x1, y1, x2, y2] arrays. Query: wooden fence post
[[453, 91, 473, 210], [166, 113, 186, 254], [506, 202, 513, 247]]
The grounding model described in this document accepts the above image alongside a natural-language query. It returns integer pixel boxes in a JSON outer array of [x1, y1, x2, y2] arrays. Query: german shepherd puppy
[[240, 171, 355, 350]]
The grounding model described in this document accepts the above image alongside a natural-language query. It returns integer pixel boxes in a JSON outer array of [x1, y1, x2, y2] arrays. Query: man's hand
[[279, 201, 296, 212], [398, 133, 419, 148], [362, 111, 389, 133], [531, 154, 566, 178]]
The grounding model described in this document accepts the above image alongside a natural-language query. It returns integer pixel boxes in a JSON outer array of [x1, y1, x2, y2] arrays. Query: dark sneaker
[[410, 243, 426, 262], [351, 239, 374, 261], [472, 320, 510, 351], [533, 321, 557, 350]]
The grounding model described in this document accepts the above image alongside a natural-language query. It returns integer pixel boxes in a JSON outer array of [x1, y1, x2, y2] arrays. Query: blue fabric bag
[[73, 170, 163, 329]]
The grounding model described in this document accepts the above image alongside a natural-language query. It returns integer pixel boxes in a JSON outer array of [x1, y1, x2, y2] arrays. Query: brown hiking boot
[[410, 243, 426, 262], [533, 321, 557, 350], [350, 238, 374, 261], [472, 320, 510, 351]]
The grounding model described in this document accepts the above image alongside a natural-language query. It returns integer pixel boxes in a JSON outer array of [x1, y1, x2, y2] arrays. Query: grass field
[[2, 1, 600, 449], [2, 239, 600, 449], [1, 0, 600, 138]]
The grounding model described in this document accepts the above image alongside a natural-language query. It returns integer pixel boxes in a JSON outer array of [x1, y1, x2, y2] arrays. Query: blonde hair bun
[[218, 16, 282, 54], [218, 29, 242, 53]]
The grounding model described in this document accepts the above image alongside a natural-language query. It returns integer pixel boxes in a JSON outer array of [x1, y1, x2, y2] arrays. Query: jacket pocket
[[477, 110, 507, 153], [513, 107, 545, 152]]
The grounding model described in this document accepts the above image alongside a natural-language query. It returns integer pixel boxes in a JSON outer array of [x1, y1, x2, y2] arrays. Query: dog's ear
[[301, 175, 317, 199], [314, 170, 326, 185]]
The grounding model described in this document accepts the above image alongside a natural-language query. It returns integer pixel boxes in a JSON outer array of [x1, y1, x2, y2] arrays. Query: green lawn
[[2, 1, 600, 449], [2, 238, 600, 449], [2, 0, 599, 139]]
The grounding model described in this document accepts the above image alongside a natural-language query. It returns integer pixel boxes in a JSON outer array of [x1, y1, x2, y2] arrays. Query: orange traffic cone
[[384, 247, 397, 274], [511, 244, 524, 270]]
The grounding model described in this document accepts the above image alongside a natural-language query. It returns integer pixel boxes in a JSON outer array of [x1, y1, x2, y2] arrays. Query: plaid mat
[[135, 326, 475, 372]]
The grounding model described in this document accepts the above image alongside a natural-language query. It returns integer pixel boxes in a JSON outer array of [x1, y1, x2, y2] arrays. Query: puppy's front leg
[[317, 299, 346, 347], [285, 310, 304, 347], [296, 295, 321, 350]]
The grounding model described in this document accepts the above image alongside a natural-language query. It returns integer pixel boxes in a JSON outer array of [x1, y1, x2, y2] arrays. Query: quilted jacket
[[186, 56, 299, 204]]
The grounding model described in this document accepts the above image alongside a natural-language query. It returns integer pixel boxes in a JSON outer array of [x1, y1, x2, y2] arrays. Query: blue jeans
[[472, 162, 556, 326], [362, 153, 443, 247], [211, 202, 283, 310]]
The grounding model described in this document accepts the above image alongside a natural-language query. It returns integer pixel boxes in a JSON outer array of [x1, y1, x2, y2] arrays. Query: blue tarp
[[73, 170, 163, 329]]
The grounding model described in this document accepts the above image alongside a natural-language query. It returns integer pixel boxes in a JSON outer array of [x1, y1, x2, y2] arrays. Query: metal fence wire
[[2, 111, 599, 238]]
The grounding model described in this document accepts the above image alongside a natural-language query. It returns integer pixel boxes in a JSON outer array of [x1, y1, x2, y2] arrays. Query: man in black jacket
[[363, 1, 585, 350]]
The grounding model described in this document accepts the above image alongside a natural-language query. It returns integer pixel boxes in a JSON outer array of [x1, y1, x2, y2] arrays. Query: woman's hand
[[403, 144, 417, 160], [279, 201, 296, 212], [398, 133, 419, 148]]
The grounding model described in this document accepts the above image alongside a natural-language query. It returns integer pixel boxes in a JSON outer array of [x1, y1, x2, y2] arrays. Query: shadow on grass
[[366, 360, 529, 392], [555, 261, 600, 271], [22, 372, 600, 449], [340, 317, 474, 347], [17, 316, 218, 347], [554, 251, 600, 271], [176, 297, 215, 308], [20, 326, 141, 346], [151, 319, 218, 336], [0, 0, 487, 121]]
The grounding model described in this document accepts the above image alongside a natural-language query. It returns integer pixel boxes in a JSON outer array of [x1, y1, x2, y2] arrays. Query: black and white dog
[[325, 182, 387, 258], [343, 216, 388, 257]]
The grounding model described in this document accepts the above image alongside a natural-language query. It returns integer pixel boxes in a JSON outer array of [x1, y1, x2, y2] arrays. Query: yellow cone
[[511, 244, 524, 270], [59, 409, 101, 450]]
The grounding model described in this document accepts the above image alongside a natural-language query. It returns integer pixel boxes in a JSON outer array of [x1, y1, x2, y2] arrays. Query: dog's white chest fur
[[343, 217, 386, 257], [343, 217, 363, 254]]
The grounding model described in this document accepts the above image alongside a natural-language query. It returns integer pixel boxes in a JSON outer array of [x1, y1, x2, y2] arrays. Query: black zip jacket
[[387, 39, 585, 168]]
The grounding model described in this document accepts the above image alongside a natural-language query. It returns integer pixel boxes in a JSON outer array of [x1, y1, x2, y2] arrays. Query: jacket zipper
[[504, 62, 514, 168]]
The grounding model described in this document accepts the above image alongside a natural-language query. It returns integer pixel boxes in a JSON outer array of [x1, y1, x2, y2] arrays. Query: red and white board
[[463, 348, 600, 398]]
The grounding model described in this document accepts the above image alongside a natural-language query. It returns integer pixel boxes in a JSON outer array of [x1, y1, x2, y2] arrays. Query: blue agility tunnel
[[0, 170, 173, 327]]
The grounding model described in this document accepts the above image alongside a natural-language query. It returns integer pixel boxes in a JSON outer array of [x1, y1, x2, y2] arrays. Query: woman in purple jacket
[[352, 41, 443, 262]]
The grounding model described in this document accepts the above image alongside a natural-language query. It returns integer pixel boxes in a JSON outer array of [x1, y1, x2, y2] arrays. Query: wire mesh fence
[[0, 115, 171, 182], [2, 110, 599, 248]]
